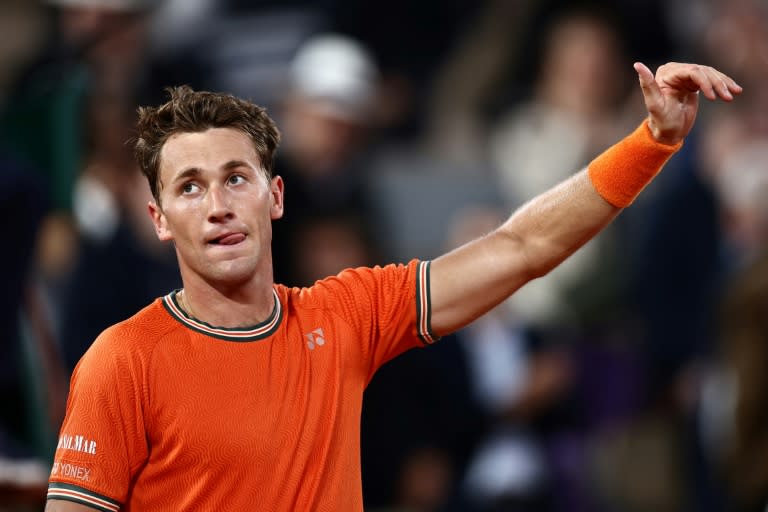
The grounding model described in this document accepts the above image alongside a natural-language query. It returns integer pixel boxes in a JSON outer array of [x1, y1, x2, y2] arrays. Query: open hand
[[634, 62, 742, 145]]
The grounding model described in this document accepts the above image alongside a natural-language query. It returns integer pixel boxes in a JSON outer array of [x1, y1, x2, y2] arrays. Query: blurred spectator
[[0, 152, 55, 507], [487, 8, 638, 327], [361, 335, 472, 511], [679, 4, 768, 510], [0, 0, 182, 374], [58, 95, 180, 370], [363, 206, 573, 512], [0, 2, 66, 506], [151, 0, 327, 108], [271, 33, 381, 285], [422, 0, 675, 167], [290, 213, 375, 287], [444, 207, 573, 512], [334, 0, 484, 141], [698, 104, 768, 273], [624, 145, 722, 510], [422, 0, 539, 166], [1, 0, 155, 287], [1, 0, 153, 208], [0, 0, 47, 104], [623, 2, 768, 510], [719, 250, 768, 512]]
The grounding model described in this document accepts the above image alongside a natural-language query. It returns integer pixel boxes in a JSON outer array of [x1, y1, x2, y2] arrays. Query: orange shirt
[[48, 260, 436, 511]]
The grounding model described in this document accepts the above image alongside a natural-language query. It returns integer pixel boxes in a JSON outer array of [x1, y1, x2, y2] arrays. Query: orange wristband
[[588, 120, 683, 208]]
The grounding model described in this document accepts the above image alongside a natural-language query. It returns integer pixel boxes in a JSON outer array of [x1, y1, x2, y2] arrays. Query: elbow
[[527, 260, 552, 280], [501, 228, 561, 281], [525, 252, 556, 280], [499, 228, 550, 282]]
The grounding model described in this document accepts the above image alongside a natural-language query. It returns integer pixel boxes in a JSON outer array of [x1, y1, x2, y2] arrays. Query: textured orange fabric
[[48, 260, 436, 511], [588, 120, 683, 208]]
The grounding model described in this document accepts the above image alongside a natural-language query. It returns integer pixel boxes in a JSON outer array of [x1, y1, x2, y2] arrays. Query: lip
[[205, 231, 247, 246]]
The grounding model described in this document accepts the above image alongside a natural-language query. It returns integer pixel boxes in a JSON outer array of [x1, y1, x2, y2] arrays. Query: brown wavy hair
[[133, 86, 281, 203]]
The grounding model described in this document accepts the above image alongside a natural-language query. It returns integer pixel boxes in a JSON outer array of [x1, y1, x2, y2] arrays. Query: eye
[[181, 182, 201, 195], [228, 174, 246, 186]]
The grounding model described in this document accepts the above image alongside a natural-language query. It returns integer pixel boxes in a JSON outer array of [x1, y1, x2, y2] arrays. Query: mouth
[[207, 233, 247, 246]]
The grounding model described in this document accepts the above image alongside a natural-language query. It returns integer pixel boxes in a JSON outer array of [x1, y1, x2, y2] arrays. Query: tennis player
[[46, 61, 740, 511]]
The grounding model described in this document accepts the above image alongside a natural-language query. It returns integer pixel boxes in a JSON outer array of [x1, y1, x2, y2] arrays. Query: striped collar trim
[[162, 288, 282, 342]]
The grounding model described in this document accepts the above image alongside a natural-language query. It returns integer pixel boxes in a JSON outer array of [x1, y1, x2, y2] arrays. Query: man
[[46, 62, 740, 511]]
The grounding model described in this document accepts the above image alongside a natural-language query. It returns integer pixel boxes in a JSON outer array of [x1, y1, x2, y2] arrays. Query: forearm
[[430, 170, 617, 334], [513, 120, 684, 274], [430, 121, 682, 335], [500, 169, 618, 279]]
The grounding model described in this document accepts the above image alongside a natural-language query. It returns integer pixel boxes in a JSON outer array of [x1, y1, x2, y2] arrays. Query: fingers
[[699, 66, 743, 101], [656, 63, 743, 102], [634, 62, 663, 114], [692, 65, 724, 101], [712, 69, 743, 101], [689, 65, 717, 100]]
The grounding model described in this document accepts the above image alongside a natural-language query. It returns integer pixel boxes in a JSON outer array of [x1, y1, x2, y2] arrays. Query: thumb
[[634, 62, 663, 115]]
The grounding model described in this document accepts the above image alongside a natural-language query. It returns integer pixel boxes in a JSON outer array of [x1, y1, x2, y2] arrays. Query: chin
[[207, 260, 259, 286]]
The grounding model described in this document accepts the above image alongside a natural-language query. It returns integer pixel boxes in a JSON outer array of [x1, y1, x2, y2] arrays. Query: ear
[[269, 175, 285, 220], [148, 201, 173, 241]]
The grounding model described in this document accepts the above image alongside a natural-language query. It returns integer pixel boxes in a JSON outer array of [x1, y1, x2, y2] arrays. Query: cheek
[[243, 189, 274, 216], [164, 204, 202, 241]]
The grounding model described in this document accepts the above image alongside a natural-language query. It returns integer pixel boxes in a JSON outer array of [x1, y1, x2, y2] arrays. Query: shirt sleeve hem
[[48, 481, 122, 511], [416, 260, 440, 345]]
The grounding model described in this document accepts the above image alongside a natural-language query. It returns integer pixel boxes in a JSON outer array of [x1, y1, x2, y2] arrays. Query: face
[[148, 127, 284, 288]]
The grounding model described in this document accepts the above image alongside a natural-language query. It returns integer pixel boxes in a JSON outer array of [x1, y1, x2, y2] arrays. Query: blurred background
[[1, 0, 767, 510]]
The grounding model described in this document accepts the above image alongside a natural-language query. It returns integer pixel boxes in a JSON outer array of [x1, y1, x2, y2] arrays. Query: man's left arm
[[428, 62, 742, 336]]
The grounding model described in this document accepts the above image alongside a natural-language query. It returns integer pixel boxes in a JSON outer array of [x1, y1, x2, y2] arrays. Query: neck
[[179, 276, 276, 329]]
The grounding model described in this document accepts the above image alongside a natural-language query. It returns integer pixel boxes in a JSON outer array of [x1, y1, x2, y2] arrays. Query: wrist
[[646, 117, 684, 146], [587, 119, 683, 208]]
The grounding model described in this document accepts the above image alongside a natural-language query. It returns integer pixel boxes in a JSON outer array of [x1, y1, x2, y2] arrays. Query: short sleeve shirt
[[48, 260, 436, 511]]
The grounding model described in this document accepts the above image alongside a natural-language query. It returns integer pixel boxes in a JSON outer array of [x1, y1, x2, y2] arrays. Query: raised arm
[[429, 62, 741, 335]]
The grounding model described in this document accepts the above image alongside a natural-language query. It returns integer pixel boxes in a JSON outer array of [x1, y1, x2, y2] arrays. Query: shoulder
[[280, 261, 419, 299], [78, 298, 176, 373], [277, 260, 426, 317], [326, 260, 422, 290]]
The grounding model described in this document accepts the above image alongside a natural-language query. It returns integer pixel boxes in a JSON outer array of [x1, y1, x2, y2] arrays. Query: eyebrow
[[170, 161, 254, 185], [223, 160, 252, 171], [170, 167, 202, 185]]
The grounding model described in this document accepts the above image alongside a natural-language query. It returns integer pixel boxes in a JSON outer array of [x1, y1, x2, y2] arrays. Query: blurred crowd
[[1, 0, 767, 511]]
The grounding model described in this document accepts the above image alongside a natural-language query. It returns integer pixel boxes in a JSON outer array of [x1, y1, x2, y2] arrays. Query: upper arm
[[429, 169, 618, 335], [48, 331, 147, 510], [45, 499, 101, 512]]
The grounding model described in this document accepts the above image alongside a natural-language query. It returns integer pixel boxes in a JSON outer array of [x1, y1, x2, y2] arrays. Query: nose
[[207, 184, 234, 223]]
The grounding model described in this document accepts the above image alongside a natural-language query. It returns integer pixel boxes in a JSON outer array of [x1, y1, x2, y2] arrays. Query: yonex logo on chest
[[305, 328, 326, 350]]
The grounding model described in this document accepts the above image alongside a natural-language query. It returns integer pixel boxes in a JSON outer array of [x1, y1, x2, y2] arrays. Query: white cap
[[289, 33, 378, 121]]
